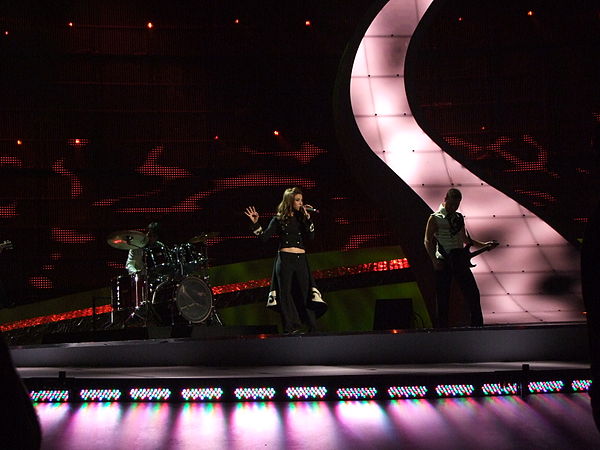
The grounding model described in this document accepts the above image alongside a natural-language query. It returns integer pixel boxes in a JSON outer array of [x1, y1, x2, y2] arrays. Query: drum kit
[[107, 230, 222, 326]]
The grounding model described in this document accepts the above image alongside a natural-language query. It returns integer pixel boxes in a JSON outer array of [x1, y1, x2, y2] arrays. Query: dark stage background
[[0, 0, 391, 305], [0, 0, 598, 308]]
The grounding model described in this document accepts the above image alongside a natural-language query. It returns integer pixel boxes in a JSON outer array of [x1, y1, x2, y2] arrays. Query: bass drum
[[175, 276, 213, 323]]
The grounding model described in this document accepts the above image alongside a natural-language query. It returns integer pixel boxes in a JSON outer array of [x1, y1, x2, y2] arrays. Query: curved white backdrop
[[350, 0, 583, 324]]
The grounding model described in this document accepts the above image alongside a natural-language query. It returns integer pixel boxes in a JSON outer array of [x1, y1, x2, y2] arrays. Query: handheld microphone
[[304, 206, 320, 214]]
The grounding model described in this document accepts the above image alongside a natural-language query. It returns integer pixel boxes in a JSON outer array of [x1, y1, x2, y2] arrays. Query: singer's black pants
[[435, 249, 483, 328], [275, 251, 317, 333]]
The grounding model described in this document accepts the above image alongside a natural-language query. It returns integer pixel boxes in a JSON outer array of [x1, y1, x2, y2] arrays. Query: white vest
[[432, 205, 464, 259]]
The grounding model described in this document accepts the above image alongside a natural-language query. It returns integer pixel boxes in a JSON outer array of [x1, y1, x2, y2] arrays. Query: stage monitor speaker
[[373, 298, 413, 330]]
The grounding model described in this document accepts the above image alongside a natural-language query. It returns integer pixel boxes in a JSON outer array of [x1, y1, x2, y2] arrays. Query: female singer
[[245, 187, 327, 334]]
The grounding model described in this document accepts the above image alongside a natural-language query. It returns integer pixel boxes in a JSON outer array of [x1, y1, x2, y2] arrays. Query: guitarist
[[424, 188, 497, 328]]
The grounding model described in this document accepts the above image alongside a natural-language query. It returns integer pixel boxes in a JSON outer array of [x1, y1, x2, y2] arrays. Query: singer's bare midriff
[[280, 247, 305, 254]]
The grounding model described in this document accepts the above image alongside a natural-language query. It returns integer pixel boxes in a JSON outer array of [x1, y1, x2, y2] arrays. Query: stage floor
[[10, 323, 590, 368]]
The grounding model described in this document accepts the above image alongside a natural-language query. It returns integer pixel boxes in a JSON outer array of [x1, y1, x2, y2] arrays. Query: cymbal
[[188, 232, 219, 244], [107, 230, 148, 250]]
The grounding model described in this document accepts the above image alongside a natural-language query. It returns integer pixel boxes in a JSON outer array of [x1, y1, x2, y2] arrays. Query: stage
[[11, 323, 598, 449]]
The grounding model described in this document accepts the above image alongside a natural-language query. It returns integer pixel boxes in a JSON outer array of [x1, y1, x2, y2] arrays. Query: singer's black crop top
[[251, 212, 314, 249]]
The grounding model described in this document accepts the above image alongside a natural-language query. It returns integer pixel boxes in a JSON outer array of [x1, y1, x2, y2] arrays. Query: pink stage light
[[181, 388, 224, 401], [286, 386, 328, 400], [481, 383, 519, 396], [571, 380, 592, 392], [435, 384, 475, 397], [129, 388, 171, 401], [528, 381, 564, 394], [336, 387, 378, 400], [30, 390, 69, 402], [234, 387, 276, 401], [80, 389, 122, 402], [349, 0, 583, 325], [388, 386, 428, 399]]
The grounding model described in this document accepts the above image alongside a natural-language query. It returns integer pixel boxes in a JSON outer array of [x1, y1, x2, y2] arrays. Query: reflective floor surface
[[37, 394, 599, 449]]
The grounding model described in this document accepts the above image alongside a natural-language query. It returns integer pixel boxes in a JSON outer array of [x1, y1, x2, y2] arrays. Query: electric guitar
[[465, 240, 499, 267], [0, 240, 13, 253]]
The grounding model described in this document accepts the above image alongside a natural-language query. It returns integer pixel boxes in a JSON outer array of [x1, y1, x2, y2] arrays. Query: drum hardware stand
[[199, 244, 223, 327]]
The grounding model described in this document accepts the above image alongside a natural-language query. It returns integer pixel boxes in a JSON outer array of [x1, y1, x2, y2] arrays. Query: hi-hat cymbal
[[107, 230, 148, 250], [188, 232, 219, 244]]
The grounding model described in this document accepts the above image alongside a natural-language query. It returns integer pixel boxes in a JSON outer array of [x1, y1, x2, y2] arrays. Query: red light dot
[[527, 11, 534, 16], [273, 130, 280, 136], [458, 17, 463, 22], [234, 19, 240, 24], [147, 22, 153, 29], [17, 139, 22, 145], [213, 135, 219, 140], [68, 22, 73, 27], [481, 126, 486, 130], [305, 20, 311, 26], [4, 31, 8, 35]]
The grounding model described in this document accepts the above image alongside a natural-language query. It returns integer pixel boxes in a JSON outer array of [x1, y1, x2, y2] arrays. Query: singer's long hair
[[276, 187, 302, 222]]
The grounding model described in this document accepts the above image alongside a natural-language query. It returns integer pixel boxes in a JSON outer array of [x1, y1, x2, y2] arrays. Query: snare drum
[[172, 243, 207, 275], [175, 276, 213, 323], [110, 273, 147, 310], [145, 243, 176, 277]]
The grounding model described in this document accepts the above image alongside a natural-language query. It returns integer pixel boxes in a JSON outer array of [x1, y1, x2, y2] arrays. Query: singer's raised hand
[[244, 206, 259, 224]]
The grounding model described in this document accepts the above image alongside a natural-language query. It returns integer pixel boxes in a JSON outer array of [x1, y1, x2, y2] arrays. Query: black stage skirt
[[265, 253, 327, 318]]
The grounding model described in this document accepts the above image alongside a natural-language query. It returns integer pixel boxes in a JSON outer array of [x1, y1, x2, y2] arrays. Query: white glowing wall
[[350, 0, 583, 324]]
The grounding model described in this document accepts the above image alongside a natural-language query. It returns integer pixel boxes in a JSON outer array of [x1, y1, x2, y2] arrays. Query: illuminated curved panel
[[350, 0, 583, 324]]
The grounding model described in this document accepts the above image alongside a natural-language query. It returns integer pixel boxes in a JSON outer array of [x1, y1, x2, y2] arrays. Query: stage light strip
[[528, 381, 564, 394], [388, 385, 428, 399], [336, 387, 378, 400], [181, 388, 224, 401], [481, 383, 519, 396], [28, 379, 589, 403], [129, 388, 171, 401], [286, 386, 328, 400], [30, 390, 69, 402], [234, 387, 276, 400], [435, 384, 475, 397], [1, 258, 410, 331], [80, 389, 122, 402], [571, 380, 592, 392]]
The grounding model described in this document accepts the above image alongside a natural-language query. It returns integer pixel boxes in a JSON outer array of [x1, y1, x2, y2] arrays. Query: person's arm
[[300, 206, 315, 240], [252, 216, 279, 243], [462, 226, 496, 248], [126, 249, 143, 274], [424, 215, 443, 270], [245, 206, 279, 243]]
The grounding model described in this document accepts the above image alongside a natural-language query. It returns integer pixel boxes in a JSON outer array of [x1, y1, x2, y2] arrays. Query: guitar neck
[[468, 243, 496, 258]]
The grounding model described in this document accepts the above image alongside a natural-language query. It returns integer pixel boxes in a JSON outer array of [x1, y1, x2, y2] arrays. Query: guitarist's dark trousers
[[435, 249, 483, 327]]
